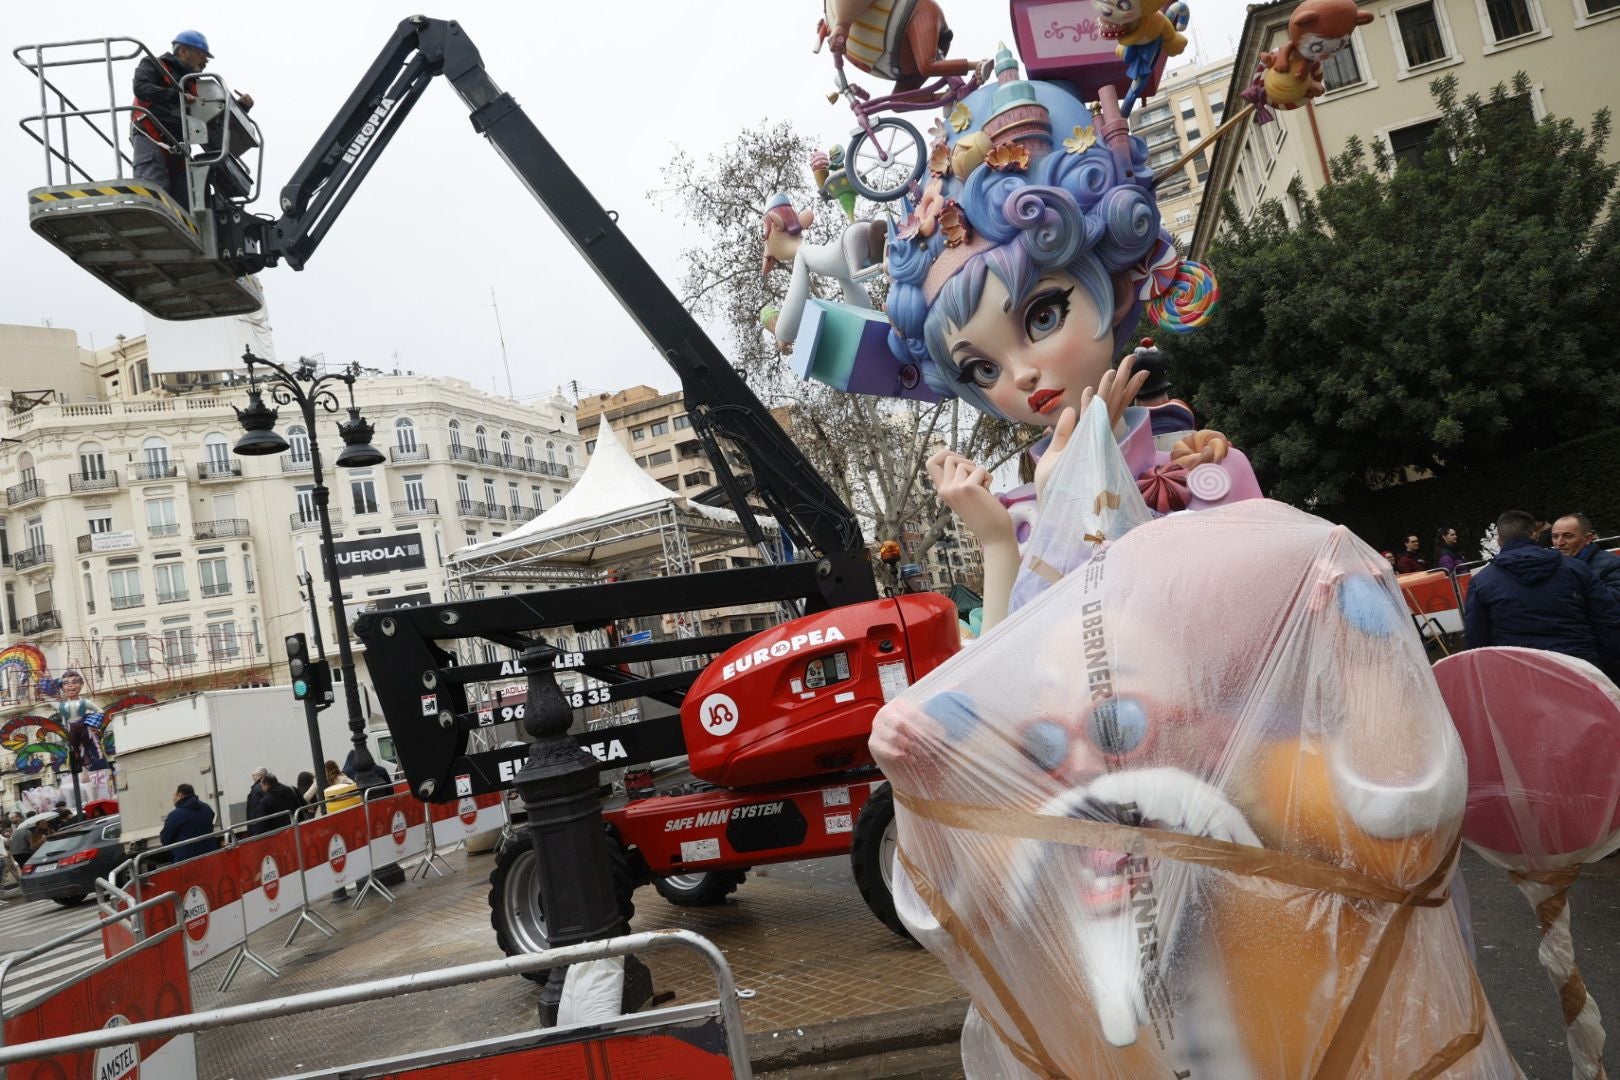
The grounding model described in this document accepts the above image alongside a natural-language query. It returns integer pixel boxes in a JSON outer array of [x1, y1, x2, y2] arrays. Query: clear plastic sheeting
[[1435, 647, 1620, 1080], [871, 500, 1521, 1078]]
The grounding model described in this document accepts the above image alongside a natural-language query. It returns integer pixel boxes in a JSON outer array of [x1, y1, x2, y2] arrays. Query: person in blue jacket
[[1465, 510, 1620, 681], [159, 783, 220, 863], [1551, 513, 1620, 603]]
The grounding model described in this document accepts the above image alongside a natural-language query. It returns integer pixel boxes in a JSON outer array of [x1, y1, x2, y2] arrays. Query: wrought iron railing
[[194, 518, 250, 540], [13, 544, 53, 571], [69, 471, 119, 492]]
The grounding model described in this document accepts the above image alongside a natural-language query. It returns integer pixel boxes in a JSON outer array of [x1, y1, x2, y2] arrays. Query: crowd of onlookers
[[1387, 510, 1620, 683], [2, 800, 99, 890]]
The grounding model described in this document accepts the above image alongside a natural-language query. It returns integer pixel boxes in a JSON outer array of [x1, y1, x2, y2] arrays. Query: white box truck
[[111, 685, 372, 844]]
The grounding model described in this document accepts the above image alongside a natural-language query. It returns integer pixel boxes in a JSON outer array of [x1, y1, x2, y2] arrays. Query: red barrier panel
[[142, 848, 245, 971], [4, 924, 196, 1078], [367, 789, 429, 868], [235, 825, 308, 934], [429, 792, 505, 847], [299, 805, 373, 895], [369, 1031, 735, 1079]]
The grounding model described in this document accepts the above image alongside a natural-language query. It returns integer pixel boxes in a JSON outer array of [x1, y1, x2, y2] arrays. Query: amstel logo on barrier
[[391, 809, 408, 847], [261, 854, 282, 906], [458, 797, 479, 830], [182, 885, 210, 943], [92, 1014, 139, 1080], [328, 833, 348, 875]]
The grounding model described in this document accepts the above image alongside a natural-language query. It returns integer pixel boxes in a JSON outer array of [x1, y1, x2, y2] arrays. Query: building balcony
[[14, 544, 53, 572], [510, 506, 539, 523], [457, 499, 495, 518], [194, 518, 250, 540], [147, 523, 181, 539], [290, 511, 341, 532], [111, 593, 144, 610], [449, 444, 479, 464], [392, 498, 439, 518], [532, 460, 571, 479], [1145, 128, 1181, 150], [280, 456, 314, 474], [5, 479, 46, 506], [200, 582, 232, 598], [156, 591, 189, 605], [20, 610, 62, 636], [390, 444, 430, 463], [69, 471, 120, 493], [487, 504, 508, 521], [197, 460, 242, 481], [132, 460, 180, 481]]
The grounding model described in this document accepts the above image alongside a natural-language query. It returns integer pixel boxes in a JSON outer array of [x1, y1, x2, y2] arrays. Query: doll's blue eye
[[1091, 697, 1149, 756], [1021, 720, 1069, 772], [1338, 575, 1403, 637], [923, 691, 981, 742]]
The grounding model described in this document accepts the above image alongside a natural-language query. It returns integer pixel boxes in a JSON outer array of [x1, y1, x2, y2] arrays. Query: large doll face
[[944, 270, 1114, 428]]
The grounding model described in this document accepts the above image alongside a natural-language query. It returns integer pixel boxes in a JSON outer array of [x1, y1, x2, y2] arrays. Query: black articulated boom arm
[[258, 16, 867, 563]]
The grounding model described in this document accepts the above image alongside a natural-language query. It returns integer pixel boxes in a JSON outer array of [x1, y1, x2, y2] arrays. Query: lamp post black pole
[[233, 351, 382, 773]]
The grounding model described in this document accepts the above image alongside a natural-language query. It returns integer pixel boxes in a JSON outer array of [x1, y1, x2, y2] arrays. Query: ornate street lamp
[[233, 350, 383, 773]]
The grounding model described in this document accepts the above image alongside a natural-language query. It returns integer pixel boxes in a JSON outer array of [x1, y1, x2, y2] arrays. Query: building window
[[394, 417, 417, 452], [546, 440, 556, 463], [1388, 118, 1442, 169], [565, 445, 575, 467], [673, 414, 691, 430], [1178, 97, 1196, 119], [552, 487, 563, 503], [88, 515, 113, 535], [1208, 93, 1224, 122], [1322, 34, 1366, 91], [162, 626, 195, 665], [1174, 210, 1193, 227], [294, 485, 317, 525], [1394, 2, 1453, 69], [141, 436, 170, 472], [284, 424, 310, 464], [1577, 0, 1620, 20], [448, 420, 462, 451], [78, 443, 107, 479], [1480, 0, 1539, 41], [483, 478, 497, 506], [109, 568, 142, 610], [1184, 124, 1202, 143], [207, 619, 240, 659], [199, 556, 230, 597], [146, 497, 179, 537], [154, 563, 188, 604], [203, 433, 231, 472], [531, 485, 543, 508], [632, 427, 646, 442], [647, 450, 673, 467], [683, 470, 712, 488], [1148, 146, 1180, 170], [586, 439, 596, 454], [244, 553, 256, 594], [475, 426, 489, 455], [118, 632, 151, 673], [404, 476, 428, 511], [351, 477, 379, 515], [500, 431, 513, 460], [649, 420, 669, 437], [508, 481, 521, 509], [456, 476, 471, 504]]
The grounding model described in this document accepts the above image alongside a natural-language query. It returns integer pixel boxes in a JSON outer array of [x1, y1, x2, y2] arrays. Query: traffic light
[[309, 659, 334, 711], [286, 633, 313, 700]]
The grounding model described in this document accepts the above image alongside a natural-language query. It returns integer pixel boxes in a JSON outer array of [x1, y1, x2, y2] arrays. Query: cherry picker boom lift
[[16, 18, 963, 952]]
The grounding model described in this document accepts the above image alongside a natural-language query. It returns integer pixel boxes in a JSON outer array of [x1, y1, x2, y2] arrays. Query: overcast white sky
[[1, 2, 1248, 402]]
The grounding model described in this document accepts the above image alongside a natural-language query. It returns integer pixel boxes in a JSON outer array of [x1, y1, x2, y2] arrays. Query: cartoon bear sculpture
[[871, 500, 1520, 1078]]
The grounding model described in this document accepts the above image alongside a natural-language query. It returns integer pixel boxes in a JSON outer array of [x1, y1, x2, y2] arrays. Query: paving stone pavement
[[189, 849, 961, 1078]]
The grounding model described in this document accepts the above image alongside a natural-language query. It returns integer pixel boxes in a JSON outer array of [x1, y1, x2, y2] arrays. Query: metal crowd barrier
[[0, 929, 754, 1079], [0, 889, 177, 1021]]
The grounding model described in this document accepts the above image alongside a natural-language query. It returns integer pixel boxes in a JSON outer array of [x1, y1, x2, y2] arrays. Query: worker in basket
[[130, 30, 254, 206]]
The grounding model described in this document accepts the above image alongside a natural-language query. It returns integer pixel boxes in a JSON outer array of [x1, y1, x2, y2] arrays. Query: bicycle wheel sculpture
[[845, 116, 926, 202]]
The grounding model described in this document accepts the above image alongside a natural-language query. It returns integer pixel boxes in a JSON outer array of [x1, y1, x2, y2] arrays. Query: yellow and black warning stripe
[[29, 183, 197, 233]]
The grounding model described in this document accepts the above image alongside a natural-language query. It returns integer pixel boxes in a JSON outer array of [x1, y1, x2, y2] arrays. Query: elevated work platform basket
[[28, 180, 263, 320]]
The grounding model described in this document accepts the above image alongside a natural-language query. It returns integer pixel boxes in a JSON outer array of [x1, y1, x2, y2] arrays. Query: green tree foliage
[[1160, 74, 1619, 506]]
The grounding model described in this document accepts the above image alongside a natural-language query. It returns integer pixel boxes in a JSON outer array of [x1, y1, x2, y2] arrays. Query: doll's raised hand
[[1078, 353, 1149, 435], [927, 448, 1014, 549]]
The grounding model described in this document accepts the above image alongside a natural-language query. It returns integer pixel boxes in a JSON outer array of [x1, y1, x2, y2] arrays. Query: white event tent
[[446, 422, 778, 588]]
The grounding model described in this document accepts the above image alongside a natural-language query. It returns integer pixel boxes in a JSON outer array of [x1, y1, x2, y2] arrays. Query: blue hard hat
[[172, 30, 213, 58]]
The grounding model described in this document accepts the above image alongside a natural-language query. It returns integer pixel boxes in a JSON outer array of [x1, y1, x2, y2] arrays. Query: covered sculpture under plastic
[[871, 499, 1521, 1078]]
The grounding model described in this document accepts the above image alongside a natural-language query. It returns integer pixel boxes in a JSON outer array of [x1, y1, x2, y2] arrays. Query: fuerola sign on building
[[323, 534, 427, 579]]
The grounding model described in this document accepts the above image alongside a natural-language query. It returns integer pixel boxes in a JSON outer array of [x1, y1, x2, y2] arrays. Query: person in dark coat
[[1465, 510, 1620, 681], [1552, 514, 1620, 603], [1393, 534, 1429, 575], [159, 784, 220, 863], [1434, 527, 1465, 573], [129, 31, 253, 204], [244, 767, 266, 832], [254, 773, 303, 832]]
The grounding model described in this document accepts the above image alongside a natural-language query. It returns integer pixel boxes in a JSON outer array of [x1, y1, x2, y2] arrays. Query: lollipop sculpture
[[1434, 646, 1620, 1080]]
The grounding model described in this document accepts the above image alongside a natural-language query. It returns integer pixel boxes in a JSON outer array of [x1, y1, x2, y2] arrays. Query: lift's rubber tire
[[851, 784, 913, 942], [52, 894, 89, 908], [488, 830, 635, 983], [652, 870, 746, 907]]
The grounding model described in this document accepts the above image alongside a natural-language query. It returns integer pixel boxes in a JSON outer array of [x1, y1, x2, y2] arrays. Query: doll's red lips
[[1028, 389, 1063, 415]]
